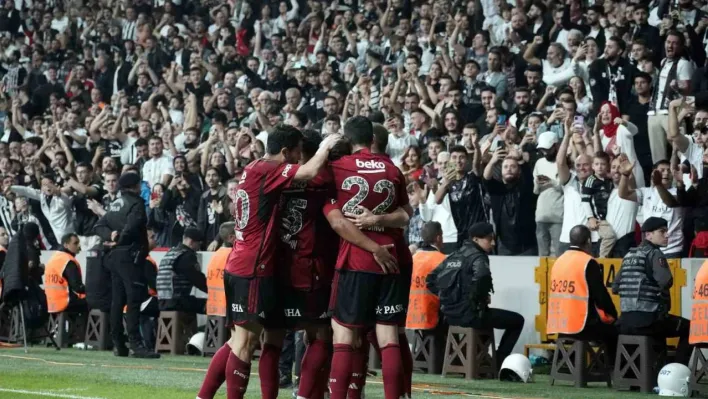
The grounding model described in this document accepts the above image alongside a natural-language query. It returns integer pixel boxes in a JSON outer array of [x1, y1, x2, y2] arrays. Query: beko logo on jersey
[[356, 159, 386, 169]]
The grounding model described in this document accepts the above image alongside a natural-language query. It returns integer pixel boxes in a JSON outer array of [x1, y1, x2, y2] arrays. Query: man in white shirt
[[533, 132, 564, 256], [606, 157, 639, 257], [618, 159, 685, 258], [10, 176, 74, 249], [142, 136, 174, 188], [556, 126, 600, 253], [648, 31, 694, 164]]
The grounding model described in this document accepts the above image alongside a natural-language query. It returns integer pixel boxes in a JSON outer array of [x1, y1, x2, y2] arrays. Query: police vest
[[206, 247, 229, 317], [690, 260, 708, 344], [547, 250, 615, 335], [124, 255, 159, 313], [45, 251, 85, 314], [615, 244, 667, 314], [406, 249, 446, 330], [156, 245, 195, 300]]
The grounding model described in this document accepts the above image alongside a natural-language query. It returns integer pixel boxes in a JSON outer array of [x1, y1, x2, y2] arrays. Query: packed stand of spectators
[[1, 0, 708, 259]]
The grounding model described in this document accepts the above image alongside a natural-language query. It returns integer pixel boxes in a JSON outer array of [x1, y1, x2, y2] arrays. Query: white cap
[[536, 131, 559, 150]]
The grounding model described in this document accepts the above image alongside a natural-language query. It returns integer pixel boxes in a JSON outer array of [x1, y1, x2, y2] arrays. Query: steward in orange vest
[[206, 248, 228, 316], [406, 222, 446, 330], [690, 260, 708, 345], [45, 234, 87, 314], [547, 226, 618, 351]]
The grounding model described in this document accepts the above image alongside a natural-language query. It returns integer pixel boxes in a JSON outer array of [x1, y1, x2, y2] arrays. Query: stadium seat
[[202, 315, 229, 356], [48, 312, 87, 348], [84, 309, 110, 350], [155, 311, 197, 355], [690, 345, 708, 396], [412, 328, 446, 374], [549, 336, 612, 387], [442, 326, 498, 379], [613, 334, 667, 393]]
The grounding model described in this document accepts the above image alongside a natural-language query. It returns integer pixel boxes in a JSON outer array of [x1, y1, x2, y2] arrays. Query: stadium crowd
[[0, 0, 706, 259], [2, 0, 708, 396]]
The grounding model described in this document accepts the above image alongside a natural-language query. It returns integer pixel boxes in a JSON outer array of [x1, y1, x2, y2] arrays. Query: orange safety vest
[[405, 249, 447, 330], [547, 250, 615, 334], [690, 260, 708, 344], [206, 247, 230, 317], [124, 256, 159, 313], [45, 251, 85, 314]]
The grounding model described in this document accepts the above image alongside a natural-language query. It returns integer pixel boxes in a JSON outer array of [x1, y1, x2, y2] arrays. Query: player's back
[[280, 174, 334, 289], [226, 159, 300, 277], [330, 148, 408, 273]]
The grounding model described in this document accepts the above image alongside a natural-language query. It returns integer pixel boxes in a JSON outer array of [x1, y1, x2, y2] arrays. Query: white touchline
[[0, 388, 106, 399]]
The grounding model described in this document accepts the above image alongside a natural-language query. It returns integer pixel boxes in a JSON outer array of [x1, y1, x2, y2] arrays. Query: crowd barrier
[[36, 251, 707, 356]]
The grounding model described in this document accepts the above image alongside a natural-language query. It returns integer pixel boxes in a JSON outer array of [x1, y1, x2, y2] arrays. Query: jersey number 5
[[341, 176, 395, 215]]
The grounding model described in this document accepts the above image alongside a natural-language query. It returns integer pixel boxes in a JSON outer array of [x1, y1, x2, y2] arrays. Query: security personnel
[[156, 227, 207, 314], [205, 222, 235, 317], [613, 216, 692, 365], [547, 225, 618, 358], [0, 226, 8, 300], [690, 259, 708, 346], [93, 172, 159, 359], [406, 221, 447, 330], [45, 233, 87, 314], [427, 222, 525, 368]]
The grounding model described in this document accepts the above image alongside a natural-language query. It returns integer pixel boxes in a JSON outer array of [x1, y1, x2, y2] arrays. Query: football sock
[[380, 344, 403, 399], [399, 333, 413, 398], [225, 351, 251, 399], [258, 343, 281, 399], [297, 339, 330, 399], [197, 343, 230, 399], [347, 341, 369, 399], [329, 344, 354, 399]]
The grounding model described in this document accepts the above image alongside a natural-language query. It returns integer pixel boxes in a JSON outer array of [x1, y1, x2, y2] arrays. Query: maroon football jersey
[[225, 159, 300, 277], [325, 148, 409, 273], [280, 169, 335, 289]]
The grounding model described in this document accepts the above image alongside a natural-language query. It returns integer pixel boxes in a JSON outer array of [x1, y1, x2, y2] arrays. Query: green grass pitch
[[0, 347, 653, 398]]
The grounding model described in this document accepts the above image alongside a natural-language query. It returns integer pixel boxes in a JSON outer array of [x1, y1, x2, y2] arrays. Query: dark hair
[[372, 123, 389, 153], [608, 36, 627, 53], [569, 225, 591, 247], [594, 151, 611, 164], [653, 159, 671, 170], [266, 123, 304, 155], [449, 145, 467, 156], [421, 221, 443, 246], [301, 129, 322, 159], [291, 110, 309, 127], [76, 162, 93, 172], [135, 138, 148, 147], [61, 232, 79, 245], [343, 116, 374, 146]]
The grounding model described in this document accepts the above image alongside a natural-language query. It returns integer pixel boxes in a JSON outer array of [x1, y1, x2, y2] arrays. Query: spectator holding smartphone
[[533, 132, 564, 256]]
